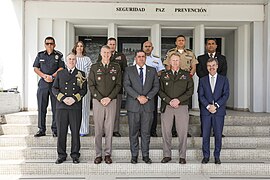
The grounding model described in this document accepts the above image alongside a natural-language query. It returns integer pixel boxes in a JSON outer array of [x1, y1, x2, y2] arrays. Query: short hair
[[176, 35, 186, 40], [44, 36, 55, 44], [101, 45, 111, 51], [65, 52, 76, 62], [72, 41, 86, 56], [134, 50, 146, 57], [206, 38, 217, 44], [207, 57, 219, 65], [107, 37, 116, 42], [168, 52, 181, 60]]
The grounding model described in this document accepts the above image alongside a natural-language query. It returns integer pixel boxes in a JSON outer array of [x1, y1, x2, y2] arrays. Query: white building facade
[[1, 0, 270, 112]]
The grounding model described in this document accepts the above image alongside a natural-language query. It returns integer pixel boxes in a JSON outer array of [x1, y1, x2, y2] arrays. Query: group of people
[[33, 35, 229, 165]]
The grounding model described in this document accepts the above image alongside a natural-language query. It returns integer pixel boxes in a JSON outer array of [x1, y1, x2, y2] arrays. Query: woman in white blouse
[[72, 41, 92, 136]]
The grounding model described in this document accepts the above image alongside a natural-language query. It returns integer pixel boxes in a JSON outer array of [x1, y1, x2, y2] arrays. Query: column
[[151, 24, 161, 57], [250, 22, 264, 112], [193, 24, 205, 109], [53, 20, 67, 55], [66, 22, 75, 54], [264, 4, 270, 113], [108, 23, 117, 39], [234, 24, 250, 110]]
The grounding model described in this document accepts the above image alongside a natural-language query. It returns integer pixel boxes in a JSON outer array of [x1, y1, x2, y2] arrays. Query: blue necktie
[[139, 67, 143, 86]]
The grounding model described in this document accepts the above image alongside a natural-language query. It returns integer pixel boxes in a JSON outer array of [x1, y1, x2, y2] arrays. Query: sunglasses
[[45, 42, 55, 45]]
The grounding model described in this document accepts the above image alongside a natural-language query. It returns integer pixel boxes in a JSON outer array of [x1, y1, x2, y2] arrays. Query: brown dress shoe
[[94, 157, 102, 164], [179, 158, 186, 164], [161, 157, 172, 163], [105, 155, 112, 164]]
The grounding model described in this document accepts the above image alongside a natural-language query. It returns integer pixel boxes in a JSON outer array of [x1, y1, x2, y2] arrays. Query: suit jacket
[[196, 53, 227, 78], [52, 68, 87, 110], [198, 74, 229, 116], [123, 65, 159, 113]]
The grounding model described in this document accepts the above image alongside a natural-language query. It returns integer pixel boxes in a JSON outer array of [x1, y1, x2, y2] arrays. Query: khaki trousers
[[93, 99, 116, 157], [161, 105, 189, 158]]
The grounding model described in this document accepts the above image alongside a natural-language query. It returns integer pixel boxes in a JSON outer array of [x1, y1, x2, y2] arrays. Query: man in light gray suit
[[123, 50, 159, 164]]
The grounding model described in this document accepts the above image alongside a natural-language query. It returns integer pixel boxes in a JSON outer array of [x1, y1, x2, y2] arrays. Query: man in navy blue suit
[[198, 58, 229, 164]]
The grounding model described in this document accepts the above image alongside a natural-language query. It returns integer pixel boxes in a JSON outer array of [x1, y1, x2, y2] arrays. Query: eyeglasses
[[45, 43, 54, 45]]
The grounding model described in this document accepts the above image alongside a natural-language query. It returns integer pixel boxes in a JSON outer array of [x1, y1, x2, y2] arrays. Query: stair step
[[4, 111, 270, 126], [0, 162, 270, 176], [0, 147, 269, 161], [1, 123, 270, 137], [0, 135, 269, 149]]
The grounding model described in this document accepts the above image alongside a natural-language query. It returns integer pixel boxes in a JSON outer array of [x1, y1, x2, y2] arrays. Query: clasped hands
[[101, 97, 111, 107], [43, 74, 53, 83], [63, 97, 76, 106], [169, 98, 180, 108], [137, 95, 148, 105], [208, 104, 217, 114]]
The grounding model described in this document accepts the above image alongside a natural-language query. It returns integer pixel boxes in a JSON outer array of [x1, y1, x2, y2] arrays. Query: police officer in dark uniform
[[89, 45, 122, 164], [52, 53, 87, 164], [97, 37, 127, 137], [33, 36, 64, 137]]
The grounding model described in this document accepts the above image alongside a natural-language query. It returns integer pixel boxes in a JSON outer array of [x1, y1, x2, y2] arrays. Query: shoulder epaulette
[[185, 48, 193, 52], [54, 50, 63, 55]]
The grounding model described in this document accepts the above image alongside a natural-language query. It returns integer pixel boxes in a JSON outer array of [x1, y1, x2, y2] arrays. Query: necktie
[[174, 71, 177, 76], [139, 67, 143, 86], [105, 64, 108, 69], [69, 69, 72, 74], [211, 76, 215, 92], [210, 53, 213, 58]]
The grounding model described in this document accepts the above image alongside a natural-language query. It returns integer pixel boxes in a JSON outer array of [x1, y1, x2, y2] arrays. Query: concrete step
[[0, 161, 270, 176], [1, 123, 270, 137], [0, 147, 269, 161], [0, 135, 269, 149], [4, 111, 270, 126]]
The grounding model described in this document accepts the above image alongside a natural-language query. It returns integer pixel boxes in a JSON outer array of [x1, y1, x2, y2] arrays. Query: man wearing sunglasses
[[33, 36, 65, 137]]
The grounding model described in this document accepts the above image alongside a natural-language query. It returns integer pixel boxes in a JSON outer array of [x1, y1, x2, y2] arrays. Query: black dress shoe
[[201, 157, 209, 164], [179, 158, 186, 164], [105, 155, 112, 164], [161, 157, 171, 163], [131, 156, 138, 164], [113, 132, 121, 137], [151, 132, 158, 137], [142, 156, 152, 164], [52, 132, 57, 137], [215, 158, 221, 164], [34, 131, 46, 137], [187, 133, 192, 137], [94, 157, 102, 164], [55, 157, 66, 164], [73, 157, 80, 164]]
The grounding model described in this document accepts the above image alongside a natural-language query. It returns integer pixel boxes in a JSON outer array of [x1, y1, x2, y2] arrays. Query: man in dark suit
[[196, 38, 227, 78], [123, 50, 159, 164], [52, 53, 87, 164], [198, 58, 229, 164], [196, 38, 228, 137]]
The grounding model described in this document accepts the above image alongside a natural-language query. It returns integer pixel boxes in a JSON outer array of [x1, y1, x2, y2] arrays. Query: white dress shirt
[[136, 64, 146, 85]]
